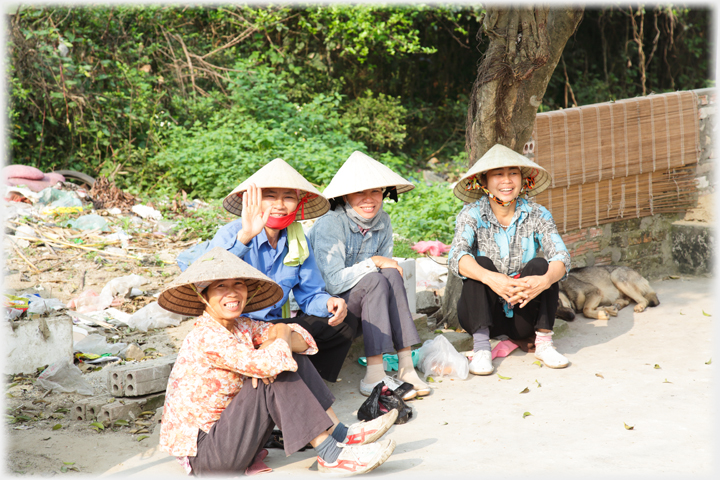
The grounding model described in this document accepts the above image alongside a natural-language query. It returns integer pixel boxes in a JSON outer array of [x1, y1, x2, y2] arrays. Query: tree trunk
[[441, 6, 584, 331], [465, 6, 585, 163]]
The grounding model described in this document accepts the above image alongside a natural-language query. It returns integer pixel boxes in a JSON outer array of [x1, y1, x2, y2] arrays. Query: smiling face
[[344, 188, 384, 219], [261, 188, 299, 218], [202, 278, 248, 325], [482, 167, 522, 203]]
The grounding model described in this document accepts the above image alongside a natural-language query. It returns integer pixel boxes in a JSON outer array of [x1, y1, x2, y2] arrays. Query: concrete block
[[395, 258, 416, 314], [73, 395, 113, 421], [106, 355, 176, 397], [416, 290, 441, 314], [98, 400, 143, 423], [3, 316, 73, 375]]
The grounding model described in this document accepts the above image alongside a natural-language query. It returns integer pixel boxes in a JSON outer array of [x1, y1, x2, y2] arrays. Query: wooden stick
[[8, 238, 41, 272], [11, 235, 140, 259]]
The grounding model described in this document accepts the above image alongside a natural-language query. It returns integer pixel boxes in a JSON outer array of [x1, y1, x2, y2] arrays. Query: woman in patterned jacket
[[448, 144, 572, 375], [157, 247, 397, 476]]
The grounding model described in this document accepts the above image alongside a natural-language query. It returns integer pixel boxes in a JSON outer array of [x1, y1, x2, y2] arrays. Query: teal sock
[[315, 434, 342, 463]]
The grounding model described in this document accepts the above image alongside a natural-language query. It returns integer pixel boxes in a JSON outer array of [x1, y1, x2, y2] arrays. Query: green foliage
[[384, 181, 461, 245], [341, 90, 407, 151]]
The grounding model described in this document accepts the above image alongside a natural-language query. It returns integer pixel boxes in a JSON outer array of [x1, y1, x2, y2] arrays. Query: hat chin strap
[[481, 185, 517, 207], [189, 284, 264, 319]]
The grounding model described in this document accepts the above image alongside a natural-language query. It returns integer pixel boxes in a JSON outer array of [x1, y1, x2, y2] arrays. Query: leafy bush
[[384, 181, 461, 245], [341, 90, 407, 151]]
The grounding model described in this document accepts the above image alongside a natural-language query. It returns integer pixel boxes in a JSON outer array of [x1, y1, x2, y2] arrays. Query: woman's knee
[[359, 271, 391, 295], [522, 257, 549, 276], [474, 255, 497, 272]]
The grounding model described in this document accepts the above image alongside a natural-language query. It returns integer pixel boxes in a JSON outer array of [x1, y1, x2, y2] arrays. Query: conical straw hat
[[223, 158, 330, 220], [321, 151, 415, 201], [158, 247, 283, 317], [453, 144, 551, 203]]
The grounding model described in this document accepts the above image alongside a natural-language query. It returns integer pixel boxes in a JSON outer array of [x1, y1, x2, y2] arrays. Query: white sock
[[364, 362, 386, 384]]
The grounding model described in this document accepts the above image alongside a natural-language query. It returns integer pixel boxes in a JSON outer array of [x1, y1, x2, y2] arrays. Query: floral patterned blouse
[[159, 312, 318, 457]]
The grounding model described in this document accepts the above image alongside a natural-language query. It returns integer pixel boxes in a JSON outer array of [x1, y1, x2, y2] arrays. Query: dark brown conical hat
[[222, 158, 329, 220], [158, 247, 283, 316]]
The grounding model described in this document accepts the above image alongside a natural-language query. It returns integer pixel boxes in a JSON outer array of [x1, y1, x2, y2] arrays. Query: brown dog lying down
[[556, 266, 660, 320]]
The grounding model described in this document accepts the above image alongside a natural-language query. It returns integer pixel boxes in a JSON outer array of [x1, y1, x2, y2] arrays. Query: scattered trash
[[131, 204, 163, 220], [415, 257, 448, 290], [67, 290, 114, 314], [416, 335, 469, 380], [490, 340, 519, 360], [27, 297, 65, 315], [2, 165, 66, 193], [36, 357, 95, 396], [125, 301, 184, 332], [63, 214, 110, 232], [358, 382, 413, 424], [100, 274, 148, 299], [74, 333, 127, 356], [36, 187, 83, 213], [411, 240, 451, 257]]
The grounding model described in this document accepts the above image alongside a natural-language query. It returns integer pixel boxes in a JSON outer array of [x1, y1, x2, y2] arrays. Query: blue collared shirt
[[204, 219, 333, 321]]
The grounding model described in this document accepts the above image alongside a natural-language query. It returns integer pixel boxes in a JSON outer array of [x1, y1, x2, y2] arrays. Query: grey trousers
[[339, 268, 421, 358], [188, 354, 335, 476]]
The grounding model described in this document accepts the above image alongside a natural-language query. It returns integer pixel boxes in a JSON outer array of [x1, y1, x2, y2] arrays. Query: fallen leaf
[[532, 361, 543, 368], [54, 408, 69, 414], [668, 275, 680, 279], [60, 466, 67, 473], [427, 377, 435, 383], [654, 364, 661, 369], [62, 462, 75, 465], [702, 310, 711, 317], [113, 419, 129, 426], [202, 256, 214, 261], [90, 421, 104, 431], [441, 422, 447, 425], [523, 412, 532, 418], [595, 373, 604, 379], [624, 423, 634, 430], [139, 411, 156, 416], [663, 378, 672, 383], [137, 435, 149, 442], [679, 310, 685, 315], [535, 380, 541, 388], [497, 373, 511, 380], [434, 329, 442, 334], [705, 359, 712, 365], [52, 424, 62, 430], [520, 387, 530, 394]]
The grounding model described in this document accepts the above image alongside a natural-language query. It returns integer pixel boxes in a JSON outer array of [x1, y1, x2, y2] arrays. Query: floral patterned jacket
[[158, 312, 317, 457]]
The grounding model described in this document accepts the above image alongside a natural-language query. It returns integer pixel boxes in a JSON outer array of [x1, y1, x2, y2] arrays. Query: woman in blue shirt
[[309, 151, 429, 400], [448, 144, 572, 374]]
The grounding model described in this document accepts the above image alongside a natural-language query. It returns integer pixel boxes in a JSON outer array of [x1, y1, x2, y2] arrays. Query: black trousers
[[271, 312, 359, 382], [188, 354, 335, 476], [457, 256, 559, 340]]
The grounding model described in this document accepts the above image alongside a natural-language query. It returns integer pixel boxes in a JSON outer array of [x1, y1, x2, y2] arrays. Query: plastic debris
[[100, 274, 148, 299], [36, 357, 94, 396], [416, 335, 469, 380], [63, 214, 109, 232], [131, 204, 163, 220], [67, 290, 113, 314], [125, 302, 184, 332], [411, 240, 451, 256], [74, 333, 127, 356], [27, 297, 65, 315]]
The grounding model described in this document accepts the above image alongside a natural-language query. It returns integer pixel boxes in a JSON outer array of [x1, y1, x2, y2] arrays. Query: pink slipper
[[491, 339, 519, 360], [245, 448, 272, 475]]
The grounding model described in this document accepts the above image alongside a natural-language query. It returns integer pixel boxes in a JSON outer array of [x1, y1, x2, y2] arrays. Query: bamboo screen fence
[[528, 91, 700, 232]]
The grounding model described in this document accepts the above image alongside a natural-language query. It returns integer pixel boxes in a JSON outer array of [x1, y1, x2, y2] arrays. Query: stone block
[[98, 400, 143, 423], [671, 221, 714, 275], [395, 258, 416, 314], [106, 355, 176, 397], [416, 290, 441, 314], [73, 395, 114, 421], [3, 316, 73, 375]]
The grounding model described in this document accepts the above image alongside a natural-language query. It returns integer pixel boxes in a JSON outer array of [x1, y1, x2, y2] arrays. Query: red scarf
[[264, 193, 316, 230]]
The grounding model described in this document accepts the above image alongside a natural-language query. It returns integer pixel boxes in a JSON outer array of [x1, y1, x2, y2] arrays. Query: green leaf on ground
[[90, 422, 104, 431], [427, 377, 435, 383], [535, 379, 541, 387], [52, 424, 62, 430], [663, 378, 672, 383], [624, 423, 634, 430], [705, 358, 712, 365], [679, 310, 685, 315], [532, 361, 543, 368], [137, 435, 149, 441], [702, 310, 711, 317], [523, 412, 532, 418], [202, 256, 214, 261], [62, 462, 75, 465], [497, 374, 511, 380], [113, 419, 129, 426], [520, 387, 530, 394], [654, 364, 661, 369]]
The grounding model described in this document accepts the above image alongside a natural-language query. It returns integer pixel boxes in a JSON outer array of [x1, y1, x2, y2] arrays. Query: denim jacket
[[308, 208, 393, 295]]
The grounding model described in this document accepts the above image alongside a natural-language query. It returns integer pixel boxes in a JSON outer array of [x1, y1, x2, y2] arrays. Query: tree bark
[[441, 6, 584, 331], [465, 6, 585, 164]]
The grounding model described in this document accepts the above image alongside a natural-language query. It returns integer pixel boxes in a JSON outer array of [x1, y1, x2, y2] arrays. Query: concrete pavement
[[101, 274, 716, 478]]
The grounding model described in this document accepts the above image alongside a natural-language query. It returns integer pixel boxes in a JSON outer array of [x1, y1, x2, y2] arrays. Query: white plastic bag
[[74, 333, 127, 356], [416, 335, 469, 380], [36, 357, 94, 396], [125, 302, 183, 332], [100, 274, 148, 298], [27, 297, 65, 315]]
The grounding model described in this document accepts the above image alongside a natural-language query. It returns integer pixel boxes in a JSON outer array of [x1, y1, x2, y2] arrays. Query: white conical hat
[[453, 144, 551, 203], [223, 158, 330, 220], [158, 247, 283, 316], [321, 151, 415, 201]]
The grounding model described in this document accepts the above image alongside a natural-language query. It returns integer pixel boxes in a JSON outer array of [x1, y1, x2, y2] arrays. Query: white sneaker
[[317, 438, 396, 476], [359, 375, 417, 401], [344, 410, 398, 445], [469, 350, 494, 375], [534, 341, 569, 368]]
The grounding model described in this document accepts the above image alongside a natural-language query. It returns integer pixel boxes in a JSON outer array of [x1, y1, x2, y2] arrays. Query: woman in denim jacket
[[309, 151, 430, 399]]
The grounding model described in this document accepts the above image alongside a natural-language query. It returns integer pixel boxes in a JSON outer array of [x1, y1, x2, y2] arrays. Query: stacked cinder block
[[106, 355, 177, 397]]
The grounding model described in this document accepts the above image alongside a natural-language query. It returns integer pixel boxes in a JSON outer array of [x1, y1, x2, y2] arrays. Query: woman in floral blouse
[[448, 144, 572, 375], [157, 247, 397, 476]]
